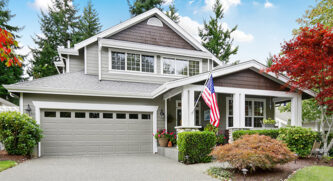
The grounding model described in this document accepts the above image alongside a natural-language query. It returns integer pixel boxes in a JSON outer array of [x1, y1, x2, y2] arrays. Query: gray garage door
[[40, 109, 153, 156]]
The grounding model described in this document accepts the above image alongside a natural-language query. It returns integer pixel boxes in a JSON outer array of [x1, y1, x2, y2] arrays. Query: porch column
[[233, 93, 240, 128], [181, 89, 189, 126], [291, 94, 302, 126], [239, 93, 245, 128], [164, 99, 168, 131], [188, 89, 195, 126]]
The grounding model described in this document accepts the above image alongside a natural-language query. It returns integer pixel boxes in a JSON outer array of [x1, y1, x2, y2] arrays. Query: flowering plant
[[153, 129, 177, 144]]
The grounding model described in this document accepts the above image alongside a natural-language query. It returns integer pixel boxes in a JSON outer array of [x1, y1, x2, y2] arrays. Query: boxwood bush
[[278, 126, 317, 157], [178, 131, 216, 164], [233, 129, 280, 140], [0, 111, 43, 156]]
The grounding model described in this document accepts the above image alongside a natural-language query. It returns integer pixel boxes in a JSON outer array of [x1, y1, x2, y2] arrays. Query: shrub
[[178, 131, 216, 164], [0, 111, 43, 156], [216, 134, 226, 145], [207, 167, 233, 180], [211, 134, 296, 171], [204, 124, 218, 135], [233, 129, 280, 140], [278, 126, 317, 157], [263, 118, 276, 125]]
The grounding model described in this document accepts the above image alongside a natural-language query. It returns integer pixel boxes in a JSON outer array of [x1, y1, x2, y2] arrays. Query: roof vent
[[147, 17, 163, 27]]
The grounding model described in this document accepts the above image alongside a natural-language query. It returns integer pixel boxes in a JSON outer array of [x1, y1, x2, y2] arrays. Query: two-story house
[[4, 8, 314, 157]]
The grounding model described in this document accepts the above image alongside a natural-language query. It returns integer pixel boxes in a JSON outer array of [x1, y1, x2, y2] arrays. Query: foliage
[[0, 160, 16, 172], [75, 0, 101, 42], [263, 118, 276, 125], [278, 98, 321, 123], [266, 24, 333, 156], [266, 53, 273, 67], [278, 127, 318, 157], [0, 28, 21, 67], [127, 0, 164, 16], [29, 0, 80, 79], [321, 156, 332, 163], [207, 167, 233, 180], [165, 2, 179, 23], [288, 166, 333, 181], [0, 111, 43, 156], [204, 124, 218, 135], [297, 0, 333, 28], [211, 134, 296, 172], [216, 134, 226, 145], [232, 129, 280, 140], [199, 0, 238, 64], [178, 131, 216, 164], [153, 129, 176, 144]]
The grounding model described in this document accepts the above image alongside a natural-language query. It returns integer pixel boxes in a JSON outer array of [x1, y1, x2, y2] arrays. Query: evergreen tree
[[29, 0, 80, 79], [165, 2, 179, 23], [127, 0, 164, 16], [266, 53, 273, 67], [0, 0, 23, 104], [75, 0, 101, 42], [199, 0, 238, 64]]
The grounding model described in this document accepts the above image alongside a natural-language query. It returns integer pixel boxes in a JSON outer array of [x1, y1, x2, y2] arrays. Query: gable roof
[[58, 8, 222, 66]]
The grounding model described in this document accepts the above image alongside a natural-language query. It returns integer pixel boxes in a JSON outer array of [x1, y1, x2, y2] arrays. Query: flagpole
[[191, 70, 213, 113]]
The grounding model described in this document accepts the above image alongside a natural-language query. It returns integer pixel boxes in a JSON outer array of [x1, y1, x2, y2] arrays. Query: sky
[[8, 0, 316, 65]]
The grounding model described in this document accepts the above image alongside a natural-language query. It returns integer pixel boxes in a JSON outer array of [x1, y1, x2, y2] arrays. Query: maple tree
[[0, 28, 21, 67], [267, 24, 333, 156]]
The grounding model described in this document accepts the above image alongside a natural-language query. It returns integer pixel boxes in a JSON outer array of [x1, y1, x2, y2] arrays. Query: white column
[[66, 54, 70, 73], [188, 90, 195, 126], [164, 99, 168, 131], [153, 110, 157, 153], [19, 92, 23, 114], [291, 95, 302, 126], [233, 93, 240, 128], [239, 93, 245, 128], [98, 45, 102, 80], [181, 89, 189, 126]]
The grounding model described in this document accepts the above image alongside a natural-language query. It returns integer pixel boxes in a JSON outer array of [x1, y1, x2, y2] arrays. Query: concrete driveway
[[0, 154, 217, 181]]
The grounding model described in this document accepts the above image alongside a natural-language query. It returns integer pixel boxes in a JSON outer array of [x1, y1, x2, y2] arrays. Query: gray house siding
[[69, 49, 84, 72], [86, 42, 98, 75]]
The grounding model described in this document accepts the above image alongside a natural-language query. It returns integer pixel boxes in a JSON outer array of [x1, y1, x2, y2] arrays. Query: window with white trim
[[162, 57, 199, 76], [127, 53, 140, 71], [110, 50, 155, 73], [141, 55, 154, 73], [111, 52, 125, 70], [227, 98, 266, 128]]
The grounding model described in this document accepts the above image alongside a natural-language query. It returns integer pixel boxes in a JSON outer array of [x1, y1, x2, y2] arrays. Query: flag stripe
[[201, 75, 220, 128]]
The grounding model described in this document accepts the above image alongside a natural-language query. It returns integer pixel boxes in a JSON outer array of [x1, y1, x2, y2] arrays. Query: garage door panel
[[41, 110, 153, 156]]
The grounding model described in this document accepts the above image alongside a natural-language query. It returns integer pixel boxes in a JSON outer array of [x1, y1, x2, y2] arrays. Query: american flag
[[202, 75, 220, 127]]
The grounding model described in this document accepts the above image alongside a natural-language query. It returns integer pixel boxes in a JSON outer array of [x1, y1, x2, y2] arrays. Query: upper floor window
[[111, 52, 125, 70], [110, 50, 155, 73], [162, 57, 199, 76]]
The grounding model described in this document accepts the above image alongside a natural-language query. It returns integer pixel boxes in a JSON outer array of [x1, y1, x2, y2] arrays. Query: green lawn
[[288, 166, 333, 181], [0, 161, 17, 172]]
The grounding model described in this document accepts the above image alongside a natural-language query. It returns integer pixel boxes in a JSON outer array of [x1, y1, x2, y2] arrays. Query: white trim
[[163, 87, 182, 100], [66, 55, 70, 73], [161, 56, 201, 77], [164, 99, 167, 131], [98, 44, 102, 80], [84, 46, 87, 74], [32, 101, 159, 156], [100, 39, 212, 60], [147, 17, 163, 27], [226, 97, 233, 129], [19, 92, 23, 113], [57, 48, 79, 56]]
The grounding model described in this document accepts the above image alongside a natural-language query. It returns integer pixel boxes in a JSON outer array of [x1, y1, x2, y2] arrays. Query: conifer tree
[[127, 0, 164, 16], [166, 2, 179, 23]]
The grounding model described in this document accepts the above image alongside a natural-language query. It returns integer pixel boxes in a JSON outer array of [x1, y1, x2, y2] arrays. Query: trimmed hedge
[[0, 111, 43, 156], [278, 127, 318, 157], [178, 131, 216, 164], [232, 129, 280, 140]]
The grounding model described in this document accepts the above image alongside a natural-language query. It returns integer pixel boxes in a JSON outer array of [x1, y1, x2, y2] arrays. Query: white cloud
[[264, 0, 274, 8], [30, 0, 53, 12], [189, 0, 194, 5], [204, 0, 241, 12], [178, 16, 253, 43]]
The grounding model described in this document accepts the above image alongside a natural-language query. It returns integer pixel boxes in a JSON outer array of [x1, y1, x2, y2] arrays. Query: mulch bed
[[230, 158, 333, 181], [0, 150, 29, 163]]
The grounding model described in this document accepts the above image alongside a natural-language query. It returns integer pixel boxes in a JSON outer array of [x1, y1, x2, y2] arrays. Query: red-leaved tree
[[0, 28, 21, 67], [267, 24, 333, 156]]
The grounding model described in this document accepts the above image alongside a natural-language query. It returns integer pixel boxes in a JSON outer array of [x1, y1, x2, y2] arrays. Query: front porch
[[162, 84, 303, 139]]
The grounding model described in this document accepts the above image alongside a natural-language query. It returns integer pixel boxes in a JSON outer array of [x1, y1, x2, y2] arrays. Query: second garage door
[[41, 110, 153, 156]]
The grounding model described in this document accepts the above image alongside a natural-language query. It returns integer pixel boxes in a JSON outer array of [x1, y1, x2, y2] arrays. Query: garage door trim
[[33, 101, 158, 157]]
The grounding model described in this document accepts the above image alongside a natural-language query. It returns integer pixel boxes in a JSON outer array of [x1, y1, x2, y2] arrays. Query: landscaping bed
[[208, 158, 333, 181], [0, 150, 29, 163]]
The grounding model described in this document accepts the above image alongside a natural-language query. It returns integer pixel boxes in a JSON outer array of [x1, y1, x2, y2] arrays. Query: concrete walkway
[[0, 154, 218, 181]]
